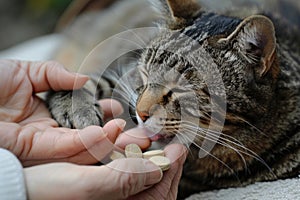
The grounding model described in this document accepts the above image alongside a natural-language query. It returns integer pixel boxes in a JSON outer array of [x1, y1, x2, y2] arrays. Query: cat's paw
[[46, 89, 103, 129]]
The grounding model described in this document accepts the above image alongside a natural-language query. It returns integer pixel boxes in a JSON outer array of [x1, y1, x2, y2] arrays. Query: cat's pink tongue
[[149, 134, 163, 141], [141, 127, 163, 141]]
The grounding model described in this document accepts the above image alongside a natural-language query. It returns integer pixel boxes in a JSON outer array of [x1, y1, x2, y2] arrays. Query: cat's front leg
[[46, 88, 104, 129]]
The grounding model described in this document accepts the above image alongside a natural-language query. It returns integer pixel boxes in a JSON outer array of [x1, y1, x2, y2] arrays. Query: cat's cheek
[[115, 128, 151, 150]]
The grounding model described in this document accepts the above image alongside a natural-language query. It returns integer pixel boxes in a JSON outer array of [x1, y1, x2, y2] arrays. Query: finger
[[22, 150, 99, 166], [115, 127, 151, 150], [131, 144, 187, 199], [99, 99, 124, 119], [164, 144, 188, 164], [19, 60, 89, 92], [4, 124, 119, 165], [102, 119, 126, 143], [90, 158, 162, 199], [52, 126, 117, 162], [168, 159, 184, 199], [164, 144, 187, 199], [49, 126, 110, 157]]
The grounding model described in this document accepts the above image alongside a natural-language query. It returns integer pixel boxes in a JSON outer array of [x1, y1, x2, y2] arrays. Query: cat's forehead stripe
[[142, 12, 242, 73]]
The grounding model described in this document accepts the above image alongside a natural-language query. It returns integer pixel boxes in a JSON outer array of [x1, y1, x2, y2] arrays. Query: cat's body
[[47, 0, 300, 198]]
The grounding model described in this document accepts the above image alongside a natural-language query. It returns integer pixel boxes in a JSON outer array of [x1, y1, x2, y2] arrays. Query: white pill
[[143, 149, 165, 159], [149, 156, 171, 171], [125, 144, 143, 158]]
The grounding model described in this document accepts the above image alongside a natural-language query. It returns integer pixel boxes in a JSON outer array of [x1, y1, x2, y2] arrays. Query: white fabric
[[186, 177, 300, 200], [0, 148, 26, 200]]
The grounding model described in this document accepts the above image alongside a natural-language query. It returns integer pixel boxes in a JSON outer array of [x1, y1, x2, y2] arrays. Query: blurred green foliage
[[25, 0, 72, 17], [0, 0, 73, 49]]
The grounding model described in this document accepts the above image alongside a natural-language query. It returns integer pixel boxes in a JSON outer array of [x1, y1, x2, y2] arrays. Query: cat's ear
[[151, 0, 201, 29], [218, 15, 278, 77]]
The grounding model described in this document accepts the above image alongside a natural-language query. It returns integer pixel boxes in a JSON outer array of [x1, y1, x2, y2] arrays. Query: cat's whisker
[[171, 130, 194, 155], [119, 24, 148, 47], [114, 35, 145, 50], [182, 124, 255, 159], [181, 126, 249, 171], [175, 132, 197, 160], [47, 0, 299, 194], [180, 122, 272, 173], [230, 114, 268, 137], [112, 89, 135, 106], [181, 121, 244, 146], [164, 121, 248, 171], [181, 120, 266, 166], [113, 87, 136, 104], [177, 131, 241, 183], [105, 70, 138, 106]]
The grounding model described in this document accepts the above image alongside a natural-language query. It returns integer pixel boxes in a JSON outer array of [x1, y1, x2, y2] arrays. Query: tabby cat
[[47, 0, 300, 198]]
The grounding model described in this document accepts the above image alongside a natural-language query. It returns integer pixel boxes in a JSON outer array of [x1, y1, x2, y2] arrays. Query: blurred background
[[0, 0, 299, 51], [0, 0, 72, 50]]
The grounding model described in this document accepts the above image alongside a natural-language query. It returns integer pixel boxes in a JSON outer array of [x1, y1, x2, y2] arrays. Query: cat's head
[[135, 0, 279, 153]]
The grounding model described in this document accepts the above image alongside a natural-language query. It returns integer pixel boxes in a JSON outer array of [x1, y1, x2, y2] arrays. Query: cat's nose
[[137, 110, 150, 122]]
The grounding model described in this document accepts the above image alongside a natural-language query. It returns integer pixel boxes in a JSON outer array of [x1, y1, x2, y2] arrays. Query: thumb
[[20, 60, 89, 92], [94, 158, 163, 199]]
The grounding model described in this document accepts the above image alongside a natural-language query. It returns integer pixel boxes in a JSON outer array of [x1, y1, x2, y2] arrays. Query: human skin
[[0, 60, 187, 200]]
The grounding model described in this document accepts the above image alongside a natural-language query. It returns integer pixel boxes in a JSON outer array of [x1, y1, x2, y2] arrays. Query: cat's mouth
[[148, 133, 163, 141], [149, 133, 171, 141], [139, 126, 175, 141]]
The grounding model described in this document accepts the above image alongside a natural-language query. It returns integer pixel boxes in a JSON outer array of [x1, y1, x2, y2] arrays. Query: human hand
[[126, 144, 187, 200], [0, 60, 124, 166], [24, 144, 187, 200]]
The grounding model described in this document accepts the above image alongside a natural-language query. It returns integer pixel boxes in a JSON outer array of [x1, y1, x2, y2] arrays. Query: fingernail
[[118, 120, 126, 130], [71, 73, 89, 89], [144, 160, 163, 186], [111, 119, 126, 132]]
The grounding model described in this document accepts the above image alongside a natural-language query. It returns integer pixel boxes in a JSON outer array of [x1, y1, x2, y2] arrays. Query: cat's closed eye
[[170, 88, 189, 93], [47, 0, 299, 199]]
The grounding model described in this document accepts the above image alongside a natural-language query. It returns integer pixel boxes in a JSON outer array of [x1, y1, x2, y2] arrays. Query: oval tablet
[[125, 144, 143, 158], [143, 150, 165, 159], [149, 156, 171, 171]]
